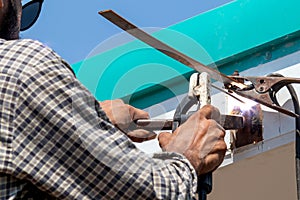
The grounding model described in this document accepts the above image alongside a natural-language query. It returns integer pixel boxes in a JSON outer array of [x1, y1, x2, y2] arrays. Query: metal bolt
[[265, 51, 272, 60]]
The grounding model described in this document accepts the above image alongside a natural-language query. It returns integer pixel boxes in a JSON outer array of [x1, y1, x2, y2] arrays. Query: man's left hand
[[99, 99, 156, 142]]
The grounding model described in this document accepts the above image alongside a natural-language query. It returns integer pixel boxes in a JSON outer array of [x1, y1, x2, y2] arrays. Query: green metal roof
[[72, 0, 300, 108]]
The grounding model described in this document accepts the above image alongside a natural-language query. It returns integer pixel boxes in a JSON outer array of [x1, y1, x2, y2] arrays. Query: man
[[0, 0, 227, 199]]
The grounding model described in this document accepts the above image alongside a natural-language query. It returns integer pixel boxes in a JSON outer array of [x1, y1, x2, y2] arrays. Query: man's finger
[[158, 132, 172, 149], [129, 105, 150, 121], [198, 105, 221, 121], [127, 129, 156, 143]]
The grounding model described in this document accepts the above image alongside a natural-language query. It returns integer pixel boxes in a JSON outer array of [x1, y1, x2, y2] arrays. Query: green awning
[[72, 0, 300, 108]]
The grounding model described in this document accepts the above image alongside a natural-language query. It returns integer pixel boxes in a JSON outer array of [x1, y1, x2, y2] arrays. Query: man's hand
[[99, 99, 156, 142], [158, 105, 227, 176]]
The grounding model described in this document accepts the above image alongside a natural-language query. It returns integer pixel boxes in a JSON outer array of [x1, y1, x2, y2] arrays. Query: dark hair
[[0, 0, 20, 40]]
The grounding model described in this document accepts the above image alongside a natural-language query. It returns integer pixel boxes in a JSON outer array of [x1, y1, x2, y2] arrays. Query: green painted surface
[[72, 0, 300, 108]]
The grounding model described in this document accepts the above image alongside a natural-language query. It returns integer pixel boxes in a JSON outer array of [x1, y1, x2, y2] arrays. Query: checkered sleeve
[[12, 40, 197, 199]]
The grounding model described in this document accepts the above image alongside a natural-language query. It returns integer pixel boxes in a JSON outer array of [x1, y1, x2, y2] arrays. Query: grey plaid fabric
[[0, 38, 197, 199]]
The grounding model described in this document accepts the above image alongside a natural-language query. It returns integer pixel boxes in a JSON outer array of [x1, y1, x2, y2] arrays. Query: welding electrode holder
[[172, 94, 212, 200]]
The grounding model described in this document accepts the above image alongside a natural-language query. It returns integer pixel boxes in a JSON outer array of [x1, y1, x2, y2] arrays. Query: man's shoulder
[[0, 38, 62, 62], [1, 38, 75, 78], [3, 38, 48, 49], [14, 39, 61, 59]]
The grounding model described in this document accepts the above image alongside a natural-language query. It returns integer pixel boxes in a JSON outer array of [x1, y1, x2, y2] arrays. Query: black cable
[[268, 73, 300, 200]]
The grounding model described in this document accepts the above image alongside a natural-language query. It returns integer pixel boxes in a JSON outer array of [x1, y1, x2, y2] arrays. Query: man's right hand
[[158, 105, 227, 176]]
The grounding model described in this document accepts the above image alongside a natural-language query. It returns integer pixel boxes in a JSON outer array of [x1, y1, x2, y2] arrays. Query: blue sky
[[21, 0, 233, 65]]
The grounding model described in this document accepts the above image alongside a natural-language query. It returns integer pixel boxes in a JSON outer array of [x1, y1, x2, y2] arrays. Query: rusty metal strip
[[99, 10, 247, 90], [135, 114, 244, 131]]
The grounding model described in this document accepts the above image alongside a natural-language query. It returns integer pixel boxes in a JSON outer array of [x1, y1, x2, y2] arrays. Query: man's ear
[[0, 0, 3, 8]]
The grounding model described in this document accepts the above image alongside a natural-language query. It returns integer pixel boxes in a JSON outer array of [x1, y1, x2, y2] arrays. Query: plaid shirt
[[0, 38, 197, 199]]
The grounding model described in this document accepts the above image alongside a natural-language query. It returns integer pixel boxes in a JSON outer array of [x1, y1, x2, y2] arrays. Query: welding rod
[[135, 114, 243, 131]]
